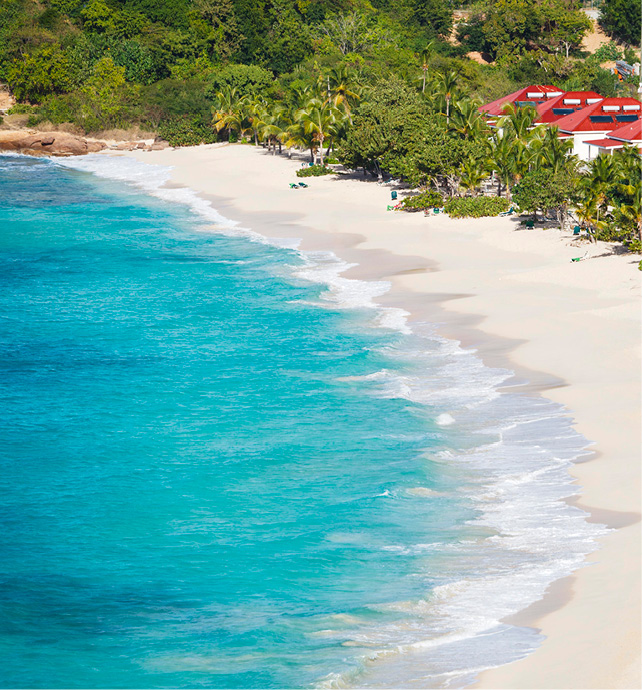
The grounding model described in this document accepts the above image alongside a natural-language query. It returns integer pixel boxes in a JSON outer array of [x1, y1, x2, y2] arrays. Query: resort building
[[479, 84, 564, 122], [553, 97, 642, 159], [535, 91, 603, 125], [585, 119, 642, 157]]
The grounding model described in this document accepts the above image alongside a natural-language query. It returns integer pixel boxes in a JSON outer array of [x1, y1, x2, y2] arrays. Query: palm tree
[[583, 153, 615, 222], [459, 156, 488, 196], [294, 98, 340, 166], [260, 103, 290, 154], [575, 191, 605, 243], [499, 103, 538, 142], [282, 120, 314, 161], [617, 182, 642, 243], [418, 41, 434, 94], [327, 66, 361, 118], [435, 70, 459, 124], [212, 87, 247, 142], [449, 98, 487, 140], [488, 130, 516, 199], [532, 126, 574, 174], [246, 96, 267, 146]]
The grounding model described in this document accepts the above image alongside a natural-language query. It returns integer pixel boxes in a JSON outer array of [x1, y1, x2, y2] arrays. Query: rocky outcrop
[[0, 130, 106, 156]]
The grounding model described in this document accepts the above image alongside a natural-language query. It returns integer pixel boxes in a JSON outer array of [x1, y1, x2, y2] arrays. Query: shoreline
[[106, 144, 640, 687]]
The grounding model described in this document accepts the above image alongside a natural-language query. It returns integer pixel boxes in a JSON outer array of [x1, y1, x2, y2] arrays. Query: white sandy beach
[[119, 143, 641, 688]]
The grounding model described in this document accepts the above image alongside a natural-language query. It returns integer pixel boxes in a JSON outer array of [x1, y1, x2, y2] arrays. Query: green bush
[[157, 117, 216, 147], [7, 103, 35, 114], [296, 165, 333, 178], [400, 190, 443, 211], [158, 117, 216, 146], [444, 196, 511, 218]]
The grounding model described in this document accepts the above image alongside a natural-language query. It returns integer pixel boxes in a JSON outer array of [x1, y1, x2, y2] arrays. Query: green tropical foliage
[[296, 165, 334, 177], [444, 196, 511, 218], [400, 190, 443, 211], [599, 0, 641, 46], [0, 0, 639, 252]]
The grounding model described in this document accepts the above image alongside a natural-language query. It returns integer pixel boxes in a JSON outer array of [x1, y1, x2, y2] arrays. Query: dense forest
[[0, 0, 639, 133], [0, 0, 640, 249]]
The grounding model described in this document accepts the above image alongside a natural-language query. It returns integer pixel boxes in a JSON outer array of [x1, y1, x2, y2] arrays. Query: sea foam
[[53, 152, 607, 689]]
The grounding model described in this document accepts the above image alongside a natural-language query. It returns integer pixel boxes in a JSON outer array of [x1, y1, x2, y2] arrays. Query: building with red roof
[[585, 119, 642, 157], [535, 91, 603, 125], [479, 85, 564, 119], [553, 97, 642, 159]]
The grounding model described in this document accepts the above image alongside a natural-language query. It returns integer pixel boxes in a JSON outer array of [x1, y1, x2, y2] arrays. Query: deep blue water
[[0, 155, 478, 688]]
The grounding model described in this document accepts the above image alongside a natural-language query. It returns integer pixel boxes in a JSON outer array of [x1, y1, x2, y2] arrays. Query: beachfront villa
[[479, 84, 565, 123], [554, 97, 642, 158], [585, 118, 642, 156], [534, 91, 604, 124], [479, 85, 642, 160]]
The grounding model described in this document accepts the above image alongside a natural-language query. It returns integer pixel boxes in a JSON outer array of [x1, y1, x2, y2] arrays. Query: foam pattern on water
[[54, 153, 608, 688]]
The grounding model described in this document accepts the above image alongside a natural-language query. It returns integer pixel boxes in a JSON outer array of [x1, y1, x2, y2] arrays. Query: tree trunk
[[318, 135, 324, 166], [422, 71, 426, 94]]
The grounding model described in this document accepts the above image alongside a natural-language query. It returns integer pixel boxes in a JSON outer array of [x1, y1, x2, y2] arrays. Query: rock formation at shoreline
[[0, 130, 106, 156]]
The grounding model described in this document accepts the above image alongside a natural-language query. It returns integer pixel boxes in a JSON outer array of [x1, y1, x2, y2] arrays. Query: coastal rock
[[0, 130, 106, 156]]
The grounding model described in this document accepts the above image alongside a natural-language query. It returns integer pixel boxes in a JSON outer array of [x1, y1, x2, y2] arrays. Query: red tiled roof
[[586, 138, 624, 148], [536, 91, 603, 124], [480, 85, 564, 117], [555, 97, 642, 133], [606, 119, 642, 142]]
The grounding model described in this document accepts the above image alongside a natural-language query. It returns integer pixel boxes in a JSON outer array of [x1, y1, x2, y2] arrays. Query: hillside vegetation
[[0, 1, 639, 252]]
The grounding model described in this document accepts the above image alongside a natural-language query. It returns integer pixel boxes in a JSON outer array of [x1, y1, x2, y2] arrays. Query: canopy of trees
[[0, 0, 639, 251], [599, 0, 641, 46]]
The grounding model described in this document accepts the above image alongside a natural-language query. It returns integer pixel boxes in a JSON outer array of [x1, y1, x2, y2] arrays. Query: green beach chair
[[525, 219, 534, 228], [298, 182, 308, 188], [391, 191, 398, 201], [289, 183, 299, 189], [573, 225, 581, 235]]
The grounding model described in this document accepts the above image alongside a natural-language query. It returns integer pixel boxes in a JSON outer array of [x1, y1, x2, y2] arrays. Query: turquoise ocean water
[[0, 154, 606, 689]]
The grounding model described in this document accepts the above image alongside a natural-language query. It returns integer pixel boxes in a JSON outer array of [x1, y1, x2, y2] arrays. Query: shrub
[[400, 190, 443, 211], [296, 165, 333, 178], [139, 78, 212, 130], [444, 196, 510, 218], [7, 103, 35, 114], [157, 117, 216, 147]]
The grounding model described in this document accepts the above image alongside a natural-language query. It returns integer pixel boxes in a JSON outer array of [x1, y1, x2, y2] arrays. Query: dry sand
[[119, 143, 641, 688]]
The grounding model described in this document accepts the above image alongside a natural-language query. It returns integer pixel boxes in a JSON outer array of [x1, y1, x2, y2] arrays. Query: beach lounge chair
[[433, 207, 441, 214], [524, 219, 534, 228], [298, 182, 308, 188], [571, 251, 589, 263], [289, 183, 299, 189], [391, 191, 398, 201], [499, 207, 515, 217], [573, 225, 581, 235]]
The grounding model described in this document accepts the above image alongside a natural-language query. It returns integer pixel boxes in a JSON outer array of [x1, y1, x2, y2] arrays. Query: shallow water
[[0, 154, 606, 688]]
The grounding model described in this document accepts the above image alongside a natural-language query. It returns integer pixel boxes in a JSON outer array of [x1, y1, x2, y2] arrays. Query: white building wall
[[573, 131, 609, 160]]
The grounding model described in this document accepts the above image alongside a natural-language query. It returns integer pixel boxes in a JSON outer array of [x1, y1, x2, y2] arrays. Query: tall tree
[[599, 0, 641, 46]]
